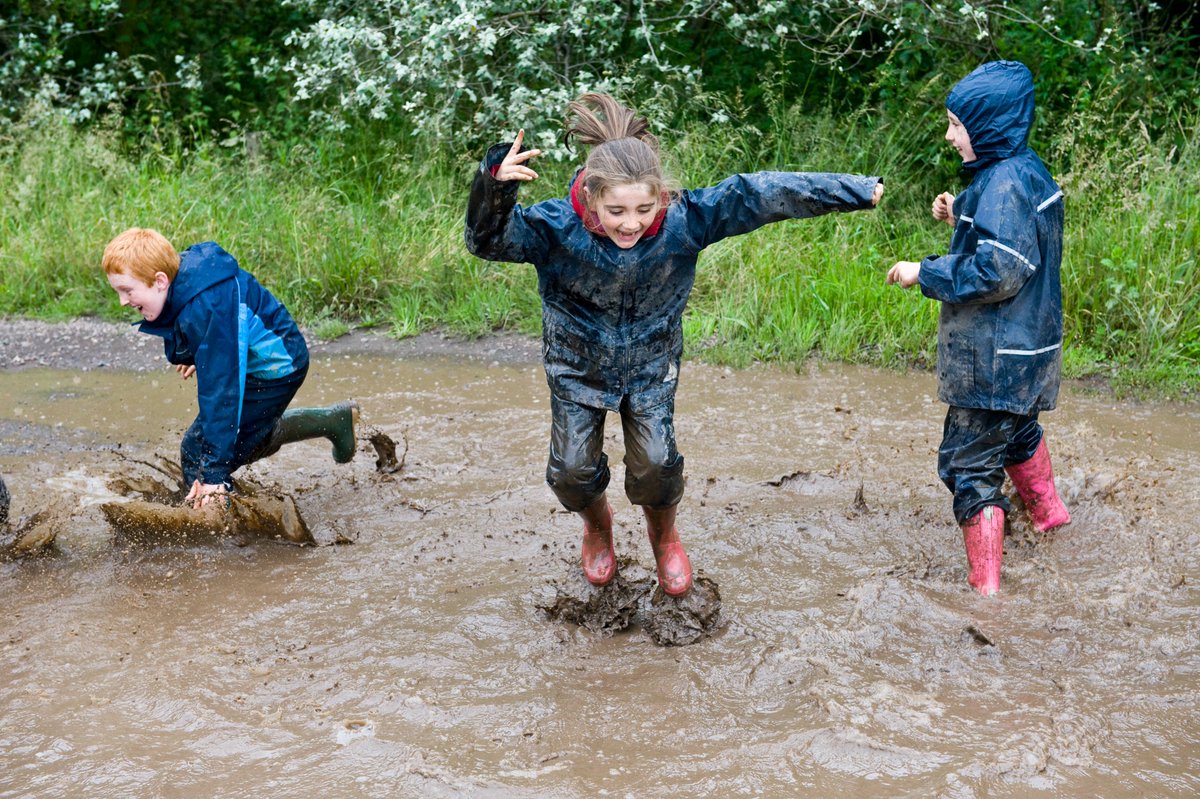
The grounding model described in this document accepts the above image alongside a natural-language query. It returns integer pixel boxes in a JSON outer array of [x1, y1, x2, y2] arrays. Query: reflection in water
[[1, 354, 1198, 797]]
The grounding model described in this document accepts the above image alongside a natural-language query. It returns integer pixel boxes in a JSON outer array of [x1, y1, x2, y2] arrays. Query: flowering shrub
[[0, 0, 1180, 149]]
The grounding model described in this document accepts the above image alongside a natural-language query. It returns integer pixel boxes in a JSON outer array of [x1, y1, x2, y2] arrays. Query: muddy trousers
[[938, 406, 1043, 524], [546, 394, 685, 513], [180, 366, 308, 488]]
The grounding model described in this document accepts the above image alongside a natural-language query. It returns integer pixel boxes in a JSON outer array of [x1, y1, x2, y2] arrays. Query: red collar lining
[[569, 169, 668, 240]]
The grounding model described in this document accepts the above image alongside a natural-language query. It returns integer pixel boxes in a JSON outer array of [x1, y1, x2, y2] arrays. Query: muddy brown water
[[1, 346, 1198, 798]]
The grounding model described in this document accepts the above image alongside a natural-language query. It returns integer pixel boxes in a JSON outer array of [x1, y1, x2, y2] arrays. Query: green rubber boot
[[256, 401, 359, 464]]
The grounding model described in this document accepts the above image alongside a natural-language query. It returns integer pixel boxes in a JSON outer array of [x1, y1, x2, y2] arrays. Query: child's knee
[[624, 452, 684, 508], [546, 453, 611, 512]]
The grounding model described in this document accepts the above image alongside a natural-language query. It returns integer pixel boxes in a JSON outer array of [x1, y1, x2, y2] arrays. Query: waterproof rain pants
[[547, 394, 684, 512], [938, 406, 1042, 524], [181, 365, 307, 488]]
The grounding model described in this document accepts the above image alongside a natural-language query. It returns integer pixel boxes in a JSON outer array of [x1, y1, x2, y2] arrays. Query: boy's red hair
[[102, 228, 180, 286]]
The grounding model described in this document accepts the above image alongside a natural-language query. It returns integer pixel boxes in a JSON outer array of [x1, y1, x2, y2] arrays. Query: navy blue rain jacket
[[138, 242, 309, 484], [920, 61, 1064, 415], [466, 143, 880, 411]]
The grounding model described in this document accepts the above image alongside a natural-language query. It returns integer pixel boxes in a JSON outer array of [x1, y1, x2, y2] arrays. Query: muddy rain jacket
[[919, 61, 1064, 415], [466, 142, 880, 411], [138, 242, 309, 485]]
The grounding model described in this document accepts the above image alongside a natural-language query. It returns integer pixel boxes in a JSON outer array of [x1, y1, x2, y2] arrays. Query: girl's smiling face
[[945, 110, 976, 163], [588, 183, 661, 248]]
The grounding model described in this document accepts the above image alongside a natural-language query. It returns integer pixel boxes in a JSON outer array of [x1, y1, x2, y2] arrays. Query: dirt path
[[1, 319, 1198, 798]]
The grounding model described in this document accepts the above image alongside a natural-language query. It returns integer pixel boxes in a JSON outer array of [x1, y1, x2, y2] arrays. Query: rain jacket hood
[[947, 60, 1035, 171], [137, 241, 308, 485]]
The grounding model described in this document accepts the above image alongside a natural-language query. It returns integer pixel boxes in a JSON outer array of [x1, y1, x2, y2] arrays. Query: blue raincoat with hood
[[919, 60, 1064, 415], [137, 242, 309, 486], [465, 143, 881, 411]]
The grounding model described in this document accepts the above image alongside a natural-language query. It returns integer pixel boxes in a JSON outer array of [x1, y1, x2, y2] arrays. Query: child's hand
[[871, 181, 884, 206], [932, 192, 956, 227], [185, 479, 229, 510], [887, 261, 921, 289], [176, 364, 196, 380], [494, 129, 542, 182]]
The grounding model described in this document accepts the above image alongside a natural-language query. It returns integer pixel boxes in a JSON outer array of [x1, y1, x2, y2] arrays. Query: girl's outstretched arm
[[682, 171, 882, 251]]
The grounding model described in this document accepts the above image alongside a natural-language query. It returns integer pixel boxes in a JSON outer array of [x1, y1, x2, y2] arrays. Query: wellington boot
[[258, 401, 359, 464], [644, 505, 692, 597], [962, 506, 1005, 597], [1005, 439, 1070, 533], [579, 497, 616, 587], [0, 473, 9, 526]]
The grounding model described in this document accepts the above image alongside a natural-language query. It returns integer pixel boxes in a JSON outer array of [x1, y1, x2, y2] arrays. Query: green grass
[[1, 107, 1196, 397]]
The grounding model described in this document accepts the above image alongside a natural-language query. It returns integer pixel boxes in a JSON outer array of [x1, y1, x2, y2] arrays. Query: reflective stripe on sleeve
[[979, 239, 1036, 271], [997, 342, 1062, 356], [1037, 191, 1063, 213]]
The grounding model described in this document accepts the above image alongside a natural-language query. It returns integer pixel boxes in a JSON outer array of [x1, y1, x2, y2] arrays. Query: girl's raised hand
[[494, 129, 542, 182]]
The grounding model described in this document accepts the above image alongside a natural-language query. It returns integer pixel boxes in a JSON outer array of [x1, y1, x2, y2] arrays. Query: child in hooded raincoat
[[887, 61, 1071, 596], [466, 94, 883, 596], [103, 228, 359, 509]]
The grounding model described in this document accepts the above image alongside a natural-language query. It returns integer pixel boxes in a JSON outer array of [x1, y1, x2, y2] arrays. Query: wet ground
[[1, 321, 1198, 798]]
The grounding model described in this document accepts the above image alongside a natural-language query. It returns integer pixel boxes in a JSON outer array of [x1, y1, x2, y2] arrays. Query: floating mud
[[537, 558, 723, 645], [2, 335, 1199, 798]]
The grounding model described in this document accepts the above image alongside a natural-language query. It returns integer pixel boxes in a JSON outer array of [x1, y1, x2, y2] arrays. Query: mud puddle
[[1, 343, 1198, 798]]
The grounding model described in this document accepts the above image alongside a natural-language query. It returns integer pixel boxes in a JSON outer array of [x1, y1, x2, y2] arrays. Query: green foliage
[[2, 98, 1196, 393]]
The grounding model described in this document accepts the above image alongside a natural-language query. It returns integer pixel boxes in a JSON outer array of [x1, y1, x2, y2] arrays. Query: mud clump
[[0, 508, 59, 562], [101, 494, 314, 546], [641, 576, 722, 647], [367, 429, 407, 475], [100, 457, 314, 546], [536, 557, 655, 635], [537, 559, 723, 645]]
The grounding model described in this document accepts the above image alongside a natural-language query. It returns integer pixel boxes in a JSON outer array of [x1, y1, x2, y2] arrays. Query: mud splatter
[[535, 557, 654, 635], [0, 508, 59, 561], [640, 575, 723, 646], [536, 559, 722, 645]]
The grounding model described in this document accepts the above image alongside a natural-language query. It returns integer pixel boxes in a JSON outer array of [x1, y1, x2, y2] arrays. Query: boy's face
[[108, 270, 170, 322], [587, 183, 661, 249], [945, 111, 976, 162]]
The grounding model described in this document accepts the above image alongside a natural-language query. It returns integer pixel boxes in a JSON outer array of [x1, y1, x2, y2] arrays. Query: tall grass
[[0, 106, 1196, 394]]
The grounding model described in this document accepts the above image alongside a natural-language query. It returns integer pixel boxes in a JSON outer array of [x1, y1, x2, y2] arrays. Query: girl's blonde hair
[[564, 93, 677, 206]]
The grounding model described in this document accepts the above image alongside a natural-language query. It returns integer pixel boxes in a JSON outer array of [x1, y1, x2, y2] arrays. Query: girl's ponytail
[[564, 94, 676, 206]]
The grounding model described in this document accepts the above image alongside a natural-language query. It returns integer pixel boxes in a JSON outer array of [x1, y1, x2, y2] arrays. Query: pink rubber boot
[[644, 504, 693, 597], [962, 506, 1005, 596], [1005, 439, 1071, 533], [579, 496, 616, 586]]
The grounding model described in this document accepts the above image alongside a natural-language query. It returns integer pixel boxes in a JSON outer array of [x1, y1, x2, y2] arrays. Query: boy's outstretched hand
[[494, 129, 542, 182], [872, 181, 884, 206], [932, 191, 956, 227], [887, 261, 921, 289]]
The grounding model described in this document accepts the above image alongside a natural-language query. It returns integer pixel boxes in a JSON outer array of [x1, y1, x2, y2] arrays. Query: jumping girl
[[465, 94, 882, 596]]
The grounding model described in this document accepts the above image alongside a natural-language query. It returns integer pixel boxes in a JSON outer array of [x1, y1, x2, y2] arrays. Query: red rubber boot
[[1005, 439, 1071, 533], [644, 504, 692, 597], [579, 496, 616, 586], [962, 505, 1005, 596]]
